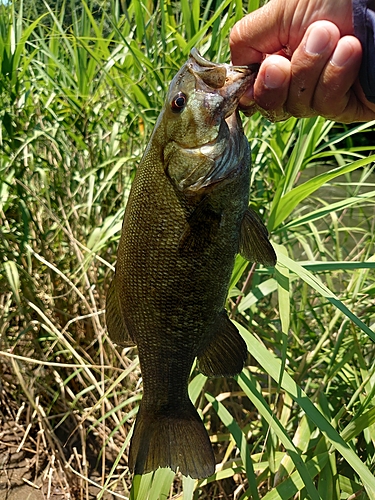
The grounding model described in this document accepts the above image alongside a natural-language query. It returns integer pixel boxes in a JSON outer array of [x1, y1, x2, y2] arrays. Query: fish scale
[[106, 48, 277, 479]]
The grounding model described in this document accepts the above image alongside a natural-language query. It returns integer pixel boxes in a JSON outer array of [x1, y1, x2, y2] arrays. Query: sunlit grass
[[0, 0, 374, 499]]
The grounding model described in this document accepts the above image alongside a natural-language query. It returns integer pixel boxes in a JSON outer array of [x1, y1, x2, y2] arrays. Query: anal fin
[[240, 208, 277, 266], [105, 275, 136, 346], [197, 311, 247, 377]]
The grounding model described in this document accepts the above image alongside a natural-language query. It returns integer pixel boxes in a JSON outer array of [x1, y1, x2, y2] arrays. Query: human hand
[[230, 0, 375, 123]]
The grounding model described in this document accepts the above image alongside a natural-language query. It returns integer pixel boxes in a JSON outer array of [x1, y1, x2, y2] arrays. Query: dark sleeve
[[353, 0, 375, 103]]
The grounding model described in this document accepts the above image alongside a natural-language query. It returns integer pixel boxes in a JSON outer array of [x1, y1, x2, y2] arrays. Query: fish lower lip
[[183, 138, 225, 159], [181, 114, 239, 159]]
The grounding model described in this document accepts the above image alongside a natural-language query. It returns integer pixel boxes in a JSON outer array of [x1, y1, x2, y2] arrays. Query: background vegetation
[[0, 0, 374, 499]]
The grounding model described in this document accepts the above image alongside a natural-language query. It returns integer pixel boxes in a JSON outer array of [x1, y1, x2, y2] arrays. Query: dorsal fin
[[105, 275, 136, 346]]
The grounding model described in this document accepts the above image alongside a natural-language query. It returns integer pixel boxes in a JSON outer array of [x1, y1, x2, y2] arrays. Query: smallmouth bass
[[106, 49, 276, 479]]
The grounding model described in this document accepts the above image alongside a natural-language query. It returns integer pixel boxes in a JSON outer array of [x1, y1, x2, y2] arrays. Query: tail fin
[[129, 402, 215, 479]]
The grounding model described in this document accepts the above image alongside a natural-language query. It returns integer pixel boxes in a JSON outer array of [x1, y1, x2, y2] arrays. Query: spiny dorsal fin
[[106, 275, 136, 346], [197, 311, 247, 377], [239, 208, 277, 266]]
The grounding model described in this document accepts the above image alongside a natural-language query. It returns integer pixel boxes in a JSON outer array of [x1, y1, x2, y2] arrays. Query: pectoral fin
[[178, 199, 221, 255], [105, 275, 136, 346], [239, 208, 277, 266], [197, 311, 247, 377]]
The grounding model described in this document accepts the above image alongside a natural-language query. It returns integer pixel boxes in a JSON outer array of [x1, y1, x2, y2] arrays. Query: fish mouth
[[181, 50, 256, 192], [181, 48, 257, 158], [188, 48, 259, 120]]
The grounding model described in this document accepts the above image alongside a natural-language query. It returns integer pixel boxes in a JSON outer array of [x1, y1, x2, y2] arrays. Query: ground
[[0, 385, 120, 500]]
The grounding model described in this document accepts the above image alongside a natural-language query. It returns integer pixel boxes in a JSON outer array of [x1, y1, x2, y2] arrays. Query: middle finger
[[286, 21, 341, 117]]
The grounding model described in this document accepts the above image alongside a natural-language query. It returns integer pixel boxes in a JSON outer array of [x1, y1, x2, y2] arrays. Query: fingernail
[[331, 42, 353, 67], [264, 64, 287, 89], [305, 27, 331, 55]]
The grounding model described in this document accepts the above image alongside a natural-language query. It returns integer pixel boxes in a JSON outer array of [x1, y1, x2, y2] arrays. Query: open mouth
[[188, 49, 258, 121]]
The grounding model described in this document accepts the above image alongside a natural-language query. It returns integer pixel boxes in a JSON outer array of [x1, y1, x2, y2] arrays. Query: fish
[[106, 48, 276, 479]]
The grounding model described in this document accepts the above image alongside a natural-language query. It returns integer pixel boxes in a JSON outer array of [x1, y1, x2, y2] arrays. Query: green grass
[[0, 1, 375, 499]]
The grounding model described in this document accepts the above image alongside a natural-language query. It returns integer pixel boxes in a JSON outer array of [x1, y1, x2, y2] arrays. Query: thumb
[[230, 0, 294, 65]]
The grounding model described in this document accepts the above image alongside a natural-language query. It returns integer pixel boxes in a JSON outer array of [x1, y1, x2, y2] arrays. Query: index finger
[[230, 2, 289, 65]]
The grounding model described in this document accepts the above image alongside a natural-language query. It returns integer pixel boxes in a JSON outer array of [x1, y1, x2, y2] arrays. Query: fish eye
[[171, 92, 187, 113]]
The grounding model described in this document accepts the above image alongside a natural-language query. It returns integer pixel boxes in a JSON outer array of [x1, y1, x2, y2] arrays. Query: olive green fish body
[[106, 49, 276, 479]]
